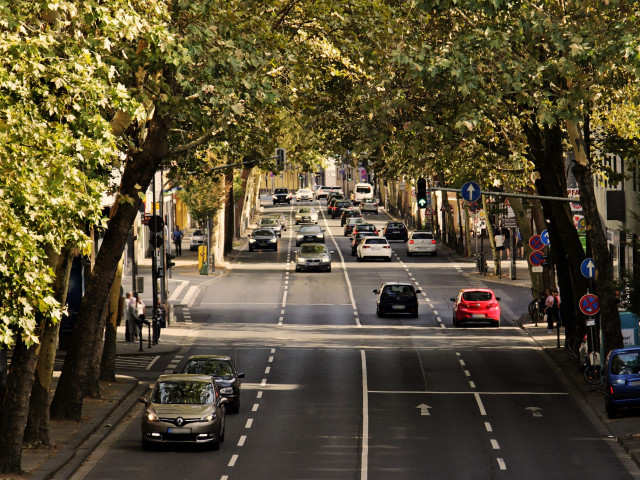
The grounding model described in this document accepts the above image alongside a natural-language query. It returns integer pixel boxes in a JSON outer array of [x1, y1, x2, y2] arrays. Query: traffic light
[[417, 178, 428, 208], [149, 232, 163, 248], [275, 148, 286, 168], [166, 252, 176, 269]]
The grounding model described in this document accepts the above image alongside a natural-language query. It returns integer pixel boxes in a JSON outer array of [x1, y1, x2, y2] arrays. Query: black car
[[331, 200, 353, 218], [179, 355, 245, 413], [326, 196, 344, 214], [383, 221, 409, 242], [272, 188, 292, 204], [248, 228, 278, 251], [295, 243, 333, 272], [373, 282, 422, 318], [296, 225, 325, 246], [351, 231, 377, 255]]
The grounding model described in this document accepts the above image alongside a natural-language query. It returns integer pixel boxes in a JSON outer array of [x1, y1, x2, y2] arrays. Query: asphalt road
[[73, 200, 640, 480]]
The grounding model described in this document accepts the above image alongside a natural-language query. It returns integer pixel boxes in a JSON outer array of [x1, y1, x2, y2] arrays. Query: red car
[[451, 288, 501, 327]]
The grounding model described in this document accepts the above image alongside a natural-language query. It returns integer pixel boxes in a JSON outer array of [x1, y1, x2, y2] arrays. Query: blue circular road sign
[[529, 251, 544, 266], [529, 235, 544, 251], [580, 258, 595, 279], [461, 182, 481, 202], [540, 229, 550, 246]]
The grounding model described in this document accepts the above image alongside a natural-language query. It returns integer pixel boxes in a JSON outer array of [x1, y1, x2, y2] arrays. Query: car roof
[[381, 282, 413, 287], [185, 354, 232, 362], [363, 236, 387, 241]]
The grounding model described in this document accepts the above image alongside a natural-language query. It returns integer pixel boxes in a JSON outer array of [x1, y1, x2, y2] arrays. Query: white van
[[353, 183, 373, 204]]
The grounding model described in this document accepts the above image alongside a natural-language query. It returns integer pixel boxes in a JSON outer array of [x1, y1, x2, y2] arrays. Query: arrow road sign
[[529, 251, 545, 266], [416, 404, 432, 416], [529, 235, 544, 251], [581, 258, 595, 279], [579, 293, 600, 315], [461, 182, 481, 202], [540, 229, 550, 246]]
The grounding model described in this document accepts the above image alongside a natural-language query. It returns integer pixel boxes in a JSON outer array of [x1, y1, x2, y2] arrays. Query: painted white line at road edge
[[361, 350, 369, 480]]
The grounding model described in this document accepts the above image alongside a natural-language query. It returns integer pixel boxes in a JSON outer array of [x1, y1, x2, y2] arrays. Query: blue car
[[604, 346, 640, 418]]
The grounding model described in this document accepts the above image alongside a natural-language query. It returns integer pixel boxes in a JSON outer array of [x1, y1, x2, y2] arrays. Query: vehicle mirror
[[137, 396, 148, 405], [237, 373, 245, 378], [329, 251, 334, 255], [219, 397, 229, 405], [496, 297, 501, 301], [373, 289, 380, 294], [248, 233, 252, 237], [450, 298, 455, 302], [415, 289, 422, 294]]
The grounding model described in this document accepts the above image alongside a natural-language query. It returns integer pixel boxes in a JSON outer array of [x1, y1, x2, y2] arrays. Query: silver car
[[295, 243, 333, 272], [295, 207, 319, 225], [139, 374, 227, 450], [258, 217, 282, 236]]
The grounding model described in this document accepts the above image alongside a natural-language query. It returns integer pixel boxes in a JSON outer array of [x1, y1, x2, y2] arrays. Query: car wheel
[[357, 254, 362, 262], [274, 245, 278, 252], [385, 256, 392, 262], [351, 249, 356, 256], [407, 251, 412, 256], [220, 412, 226, 442], [210, 434, 220, 451], [141, 438, 153, 450], [411, 310, 419, 318], [327, 266, 331, 272], [248, 246, 254, 252], [606, 401, 617, 419], [231, 397, 240, 414], [494, 319, 500, 327], [375, 210, 378, 215], [295, 266, 301, 272], [376, 307, 383, 318], [432, 251, 437, 256], [453, 317, 458, 328]]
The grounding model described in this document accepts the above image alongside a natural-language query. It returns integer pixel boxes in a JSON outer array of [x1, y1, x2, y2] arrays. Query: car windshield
[[183, 359, 234, 379], [300, 245, 327, 255], [462, 291, 493, 302], [611, 352, 640, 375], [253, 229, 275, 236], [151, 380, 215, 405], [274, 189, 288, 194], [366, 238, 387, 245], [261, 218, 277, 225], [298, 208, 311, 213], [412, 233, 434, 239], [382, 285, 414, 296], [348, 218, 364, 224], [299, 226, 321, 234], [358, 225, 376, 231], [193, 230, 203, 237]]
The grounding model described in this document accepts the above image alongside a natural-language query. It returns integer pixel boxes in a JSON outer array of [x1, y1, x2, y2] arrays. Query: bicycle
[[527, 290, 544, 326], [580, 336, 602, 385], [475, 253, 487, 275], [564, 331, 584, 361]]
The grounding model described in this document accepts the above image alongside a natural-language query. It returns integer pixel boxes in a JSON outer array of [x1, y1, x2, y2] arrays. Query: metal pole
[[151, 173, 158, 319]]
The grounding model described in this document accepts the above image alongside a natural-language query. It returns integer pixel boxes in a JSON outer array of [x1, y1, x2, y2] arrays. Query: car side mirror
[[248, 233, 252, 238], [373, 289, 380, 294], [329, 251, 334, 255], [237, 373, 245, 378], [450, 298, 455, 302], [219, 397, 229, 405], [415, 289, 422, 294], [137, 396, 148, 405], [496, 297, 501, 301]]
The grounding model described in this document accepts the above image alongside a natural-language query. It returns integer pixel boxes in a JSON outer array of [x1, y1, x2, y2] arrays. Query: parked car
[[248, 228, 278, 251], [139, 374, 227, 450], [357, 236, 392, 262], [258, 217, 282, 236], [295, 243, 333, 272], [450, 288, 501, 327], [352, 223, 379, 238], [272, 188, 292, 204], [344, 216, 366, 236], [265, 213, 287, 231], [295, 188, 313, 202], [179, 355, 244, 413], [351, 231, 377, 255], [190, 229, 205, 251], [294, 207, 319, 225], [331, 200, 353, 219], [604, 346, 640, 418], [407, 231, 437, 256], [383, 221, 409, 242], [340, 208, 363, 226], [359, 198, 379, 214], [373, 282, 421, 318], [296, 225, 325, 246]]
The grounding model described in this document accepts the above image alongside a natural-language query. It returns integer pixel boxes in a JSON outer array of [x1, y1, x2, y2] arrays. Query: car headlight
[[249, 238, 256, 243], [297, 235, 303, 240], [316, 234, 324, 239], [219, 387, 234, 395], [297, 258, 306, 265], [146, 409, 159, 422], [201, 411, 217, 422], [269, 238, 276, 243], [321, 256, 330, 263]]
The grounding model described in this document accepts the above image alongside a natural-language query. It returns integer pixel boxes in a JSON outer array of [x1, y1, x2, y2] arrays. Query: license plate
[[471, 314, 486, 319], [167, 427, 192, 434], [392, 305, 405, 310]]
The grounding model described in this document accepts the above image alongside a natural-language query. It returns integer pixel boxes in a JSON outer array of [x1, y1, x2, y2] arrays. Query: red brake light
[[383, 245, 390, 249], [431, 240, 436, 244], [409, 240, 415, 244], [363, 245, 371, 249]]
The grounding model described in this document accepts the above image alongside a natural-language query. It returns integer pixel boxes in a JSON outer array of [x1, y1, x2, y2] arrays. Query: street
[[73, 201, 640, 480]]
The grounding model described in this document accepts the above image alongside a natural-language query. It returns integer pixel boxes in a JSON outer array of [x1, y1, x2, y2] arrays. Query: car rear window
[[356, 186, 371, 193], [611, 352, 640, 375], [462, 291, 493, 302], [366, 238, 387, 245], [387, 223, 404, 228], [412, 233, 434, 239]]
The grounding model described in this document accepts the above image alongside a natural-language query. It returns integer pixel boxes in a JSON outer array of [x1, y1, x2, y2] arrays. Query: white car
[[359, 198, 379, 214], [294, 207, 319, 225], [353, 183, 374, 204], [189, 229, 205, 251], [356, 236, 392, 262], [295, 189, 313, 202], [407, 231, 437, 256]]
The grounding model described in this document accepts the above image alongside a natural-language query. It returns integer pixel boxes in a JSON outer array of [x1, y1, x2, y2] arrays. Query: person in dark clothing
[[172, 226, 183, 256]]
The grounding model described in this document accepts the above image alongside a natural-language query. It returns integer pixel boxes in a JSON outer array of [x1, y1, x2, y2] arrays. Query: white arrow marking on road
[[417, 404, 432, 416], [526, 407, 543, 417]]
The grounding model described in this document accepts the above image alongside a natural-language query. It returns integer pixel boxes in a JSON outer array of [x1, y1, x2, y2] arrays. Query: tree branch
[[166, 126, 224, 158]]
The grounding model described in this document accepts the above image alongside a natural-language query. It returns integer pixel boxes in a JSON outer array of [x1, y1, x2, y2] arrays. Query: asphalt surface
[[16, 205, 640, 479]]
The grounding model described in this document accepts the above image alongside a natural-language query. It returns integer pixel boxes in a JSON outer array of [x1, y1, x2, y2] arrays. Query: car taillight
[[431, 240, 436, 244], [383, 245, 390, 249], [409, 240, 415, 244], [363, 246, 371, 249], [610, 385, 614, 394]]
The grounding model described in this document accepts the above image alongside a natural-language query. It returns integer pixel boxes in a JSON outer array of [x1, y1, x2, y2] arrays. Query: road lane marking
[[168, 280, 189, 301], [265, 366, 271, 374], [261, 378, 267, 386], [268, 356, 274, 363], [252, 404, 259, 412], [361, 350, 369, 480], [228, 455, 238, 467], [257, 391, 263, 399], [469, 381, 476, 389], [491, 439, 500, 449], [474, 392, 487, 415], [145, 356, 160, 371], [282, 290, 288, 307], [368, 390, 568, 395], [238, 435, 246, 446], [497, 458, 507, 470], [182, 286, 199, 307], [245, 419, 253, 428], [485, 422, 492, 432]]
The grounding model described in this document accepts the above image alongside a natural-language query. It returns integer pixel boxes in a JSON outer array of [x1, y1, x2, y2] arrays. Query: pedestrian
[[516, 230, 524, 259], [136, 297, 146, 325], [503, 228, 511, 259], [544, 288, 560, 332], [125, 292, 138, 341], [172, 225, 183, 256], [494, 230, 505, 259]]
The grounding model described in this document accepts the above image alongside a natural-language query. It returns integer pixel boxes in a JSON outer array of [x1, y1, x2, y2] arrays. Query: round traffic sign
[[529, 251, 544, 266], [147, 215, 164, 233], [540, 229, 550, 246], [580, 258, 596, 279], [461, 182, 481, 202], [579, 293, 600, 315], [529, 235, 544, 251]]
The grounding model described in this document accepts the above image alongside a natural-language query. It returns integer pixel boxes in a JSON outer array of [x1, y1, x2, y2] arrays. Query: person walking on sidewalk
[[545, 288, 560, 332], [172, 225, 183, 256], [125, 292, 138, 342], [494, 230, 505, 259]]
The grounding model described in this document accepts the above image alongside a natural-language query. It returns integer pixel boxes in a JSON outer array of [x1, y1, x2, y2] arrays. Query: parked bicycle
[[527, 290, 545, 326], [579, 335, 602, 385], [476, 252, 487, 275]]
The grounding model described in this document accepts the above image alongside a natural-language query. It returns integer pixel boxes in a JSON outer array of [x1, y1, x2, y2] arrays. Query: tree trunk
[[523, 121, 588, 334], [50, 116, 171, 421], [24, 247, 73, 445], [101, 260, 124, 382], [0, 332, 41, 472], [224, 169, 234, 256]]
